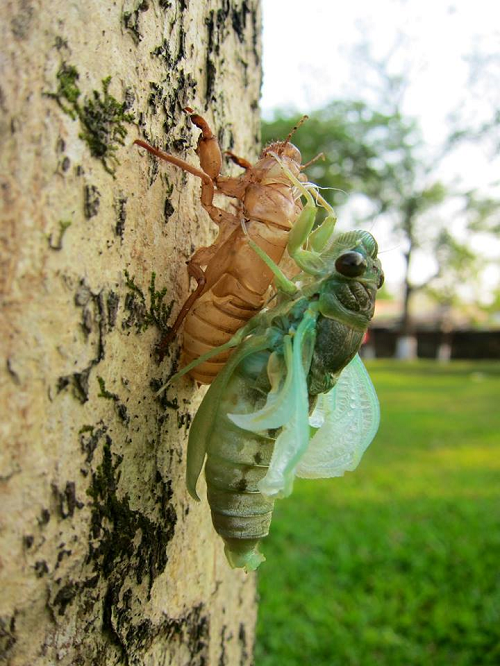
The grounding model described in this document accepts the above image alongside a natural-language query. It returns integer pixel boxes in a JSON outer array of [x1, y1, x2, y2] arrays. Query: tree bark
[[0, 1, 261, 664]]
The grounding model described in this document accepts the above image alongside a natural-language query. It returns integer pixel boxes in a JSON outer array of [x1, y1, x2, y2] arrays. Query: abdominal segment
[[206, 428, 275, 540], [182, 219, 290, 384]]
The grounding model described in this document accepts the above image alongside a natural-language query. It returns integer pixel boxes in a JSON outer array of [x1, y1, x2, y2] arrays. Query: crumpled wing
[[296, 354, 379, 479], [228, 307, 318, 499]]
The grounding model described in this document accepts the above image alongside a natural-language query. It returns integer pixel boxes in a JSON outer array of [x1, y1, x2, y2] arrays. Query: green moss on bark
[[46, 64, 134, 175], [123, 271, 173, 334]]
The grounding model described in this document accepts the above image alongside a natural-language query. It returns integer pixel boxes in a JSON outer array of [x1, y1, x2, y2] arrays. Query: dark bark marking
[[115, 196, 127, 240], [0, 614, 17, 661], [84, 184, 101, 219]]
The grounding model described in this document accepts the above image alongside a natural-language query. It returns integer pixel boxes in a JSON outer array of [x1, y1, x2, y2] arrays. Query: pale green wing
[[228, 307, 318, 499], [296, 354, 380, 479], [186, 333, 271, 501], [227, 334, 294, 432]]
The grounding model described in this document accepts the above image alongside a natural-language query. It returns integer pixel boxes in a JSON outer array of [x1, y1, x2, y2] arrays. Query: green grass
[[255, 361, 500, 666]]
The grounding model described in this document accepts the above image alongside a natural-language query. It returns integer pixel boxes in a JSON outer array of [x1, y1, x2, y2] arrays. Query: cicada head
[[317, 230, 384, 325], [258, 142, 303, 183], [304, 230, 384, 395], [261, 112, 308, 161], [260, 114, 309, 177], [261, 141, 301, 163]]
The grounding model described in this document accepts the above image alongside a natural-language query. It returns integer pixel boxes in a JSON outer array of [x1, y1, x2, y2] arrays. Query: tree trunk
[[395, 243, 418, 359], [0, 1, 261, 664]]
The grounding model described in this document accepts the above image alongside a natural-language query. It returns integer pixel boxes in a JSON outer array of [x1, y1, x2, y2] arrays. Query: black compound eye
[[335, 251, 367, 277]]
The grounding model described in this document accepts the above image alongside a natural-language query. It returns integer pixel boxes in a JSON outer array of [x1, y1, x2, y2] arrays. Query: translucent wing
[[296, 354, 379, 479], [228, 307, 318, 499]]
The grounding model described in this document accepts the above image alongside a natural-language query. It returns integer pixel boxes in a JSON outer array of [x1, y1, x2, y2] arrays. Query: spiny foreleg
[[134, 138, 238, 229]]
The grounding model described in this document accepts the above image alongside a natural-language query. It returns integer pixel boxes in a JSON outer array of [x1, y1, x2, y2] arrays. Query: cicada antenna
[[283, 115, 309, 147]]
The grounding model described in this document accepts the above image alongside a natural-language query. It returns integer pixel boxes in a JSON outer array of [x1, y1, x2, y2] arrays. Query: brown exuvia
[[135, 110, 316, 383]]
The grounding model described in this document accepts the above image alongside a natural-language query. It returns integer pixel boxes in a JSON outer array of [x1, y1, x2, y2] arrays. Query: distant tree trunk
[[395, 229, 418, 359], [0, 1, 261, 664], [400, 253, 413, 337]]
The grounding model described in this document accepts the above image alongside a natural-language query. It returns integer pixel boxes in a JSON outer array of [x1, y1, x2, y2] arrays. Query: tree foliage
[[263, 97, 496, 334], [263, 101, 422, 210]]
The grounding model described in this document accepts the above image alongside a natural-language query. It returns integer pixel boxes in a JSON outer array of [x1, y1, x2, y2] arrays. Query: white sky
[[261, 0, 500, 303]]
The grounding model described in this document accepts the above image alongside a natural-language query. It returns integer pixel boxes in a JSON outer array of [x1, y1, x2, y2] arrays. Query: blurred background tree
[[262, 66, 499, 356]]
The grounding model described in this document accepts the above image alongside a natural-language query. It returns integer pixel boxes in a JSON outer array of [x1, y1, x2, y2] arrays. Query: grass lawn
[[255, 361, 500, 666]]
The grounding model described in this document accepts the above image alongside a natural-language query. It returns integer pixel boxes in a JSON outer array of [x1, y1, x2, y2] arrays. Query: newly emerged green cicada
[[164, 157, 384, 570]]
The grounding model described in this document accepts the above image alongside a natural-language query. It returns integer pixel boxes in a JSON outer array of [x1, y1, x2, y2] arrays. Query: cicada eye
[[335, 251, 367, 277]]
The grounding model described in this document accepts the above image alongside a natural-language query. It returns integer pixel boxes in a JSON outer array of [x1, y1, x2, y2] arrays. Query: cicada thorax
[[181, 170, 303, 384], [307, 317, 366, 395]]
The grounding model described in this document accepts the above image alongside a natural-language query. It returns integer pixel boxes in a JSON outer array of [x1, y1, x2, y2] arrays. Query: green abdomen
[[205, 371, 276, 570]]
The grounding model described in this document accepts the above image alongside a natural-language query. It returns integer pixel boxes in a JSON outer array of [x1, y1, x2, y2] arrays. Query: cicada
[[164, 159, 384, 571]]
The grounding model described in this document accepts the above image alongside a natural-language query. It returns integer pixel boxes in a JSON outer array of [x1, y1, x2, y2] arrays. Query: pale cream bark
[[0, 1, 261, 664]]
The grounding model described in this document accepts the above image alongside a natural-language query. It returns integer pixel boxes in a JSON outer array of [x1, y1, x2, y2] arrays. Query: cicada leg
[[300, 152, 325, 170], [184, 107, 223, 179], [270, 153, 338, 273], [134, 138, 240, 231], [184, 109, 250, 214], [239, 221, 298, 297], [157, 261, 207, 361], [134, 139, 211, 184], [225, 150, 252, 170]]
